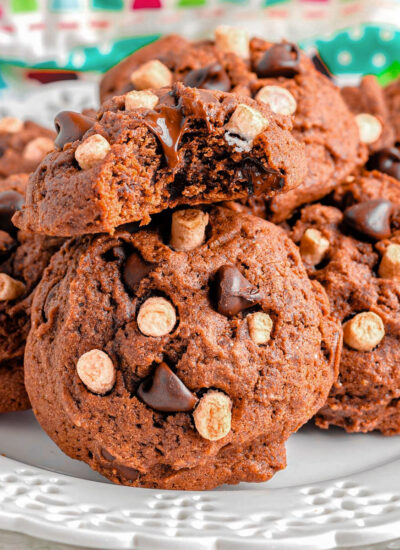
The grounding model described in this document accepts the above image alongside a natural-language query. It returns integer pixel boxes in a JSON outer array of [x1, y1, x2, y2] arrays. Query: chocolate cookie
[[0, 117, 55, 179], [0, 174, 62, 413], [243, 37, 367, 222], [99, 30, 255, 103], [14, 84, 306, 237], [24, 207, 340, 489], [341, 75, 395, 154], [290, 170, 400, 434]]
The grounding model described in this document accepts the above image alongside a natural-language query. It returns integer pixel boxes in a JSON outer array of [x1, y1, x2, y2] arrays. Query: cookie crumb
[[193, 390, 232, 441], [75, 134, 111, 170], [214, 25, 249, 58], [247, 312, 273, 344], [0, 273, 25, 301], [137, 297, 176, 337], [343, 311, 385, 352], [130, 60, 172, 91], [125, 90, 159, 111], [300, 228, 330, 266], [355, 113, 382, 144], [76, 349, 116, 395], [378, 243, 400, 279], [23, 137, 54, 163], [256, 85, 297, 116], [170, 209, 209, 251]]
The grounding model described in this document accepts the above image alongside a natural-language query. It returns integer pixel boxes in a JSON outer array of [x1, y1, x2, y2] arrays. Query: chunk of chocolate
[[344, 199, 393, 240], [137, 363, 197, 412], [184, 63, 231, 93], [216, 265, 262, 316], [256, 43, 301, 78], [122, 251, 153, 292], [54, 111, 95, 150], [368, 147, 400, 180]]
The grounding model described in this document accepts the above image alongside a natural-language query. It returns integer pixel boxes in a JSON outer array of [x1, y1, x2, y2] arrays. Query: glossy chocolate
[[216, 265, 262, 316], [184, 62, 231, 93], [54, 111, 95, 149], [256, 43, 301, 78], [344, 198, 393, 240], [122, 251, 153, 292], [0, 190, 24, 235]]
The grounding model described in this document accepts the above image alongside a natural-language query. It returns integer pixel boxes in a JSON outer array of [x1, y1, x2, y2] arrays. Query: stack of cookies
[[2, 26, 400, 490]]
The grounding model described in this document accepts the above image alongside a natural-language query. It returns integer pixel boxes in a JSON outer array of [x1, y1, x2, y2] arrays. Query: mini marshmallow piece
[[247, 312, 273, 345], [355, 113, 382, 144], [214, 25, 249, 58], [343, 312, 385, 352], [225, 104, 268, 151], [76, 349, 116, 395], [125, 90, 159, 111], [130, 60, 173, 91], [23, 137, 54, 163], [75, 134, 111, 170], [255, 85, 297, 116], [300, 228, 330, 266], [0, 117, 23, 134], [193, 390, 232, 441], [0, 273, 25, 301], [170, 209, 209, 251], [137, 297, 176, 337], [378, 243, 400, 279]]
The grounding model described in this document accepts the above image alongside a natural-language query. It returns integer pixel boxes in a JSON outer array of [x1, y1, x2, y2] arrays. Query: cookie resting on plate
[[13, 83, 306, 237], [24, 207, 340, 490], [0, 174, 62, 413], [290, 170, 400, 434]]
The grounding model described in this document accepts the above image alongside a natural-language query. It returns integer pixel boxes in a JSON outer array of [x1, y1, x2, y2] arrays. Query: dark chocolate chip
[[216, 265, 262, 317], [256, 43, 301, 78], [184, 62, 231, 93], [242, 159, 284, 195], [137, 362, 198, 412], [43, 282, 60, 322], [0, 190, 24, 236], [101, 448, 115, 462], [368, 147, 400, 180], [54, 111, 95, 149], [344, 199, 393, 240], [311, 53, 333, 80], [144, 104, 186, 169], [117, 465, 140, 481], [122, 251, 153, 292]]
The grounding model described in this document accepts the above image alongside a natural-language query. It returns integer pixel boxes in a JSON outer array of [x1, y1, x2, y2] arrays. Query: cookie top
[[290, 170, 400, 434], [25, 207, 340, 490], [100, 32, 255, 103], [14, 84, 306, 237], [0, 174, 62, 413], [341, 75, 395, 154], [0, 118, 55, 179], [244, 37, 367, 222]]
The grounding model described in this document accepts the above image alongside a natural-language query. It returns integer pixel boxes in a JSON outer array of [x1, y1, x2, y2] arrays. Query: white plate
[[1, 80, 400, 550], [2, 411, 400, 549]]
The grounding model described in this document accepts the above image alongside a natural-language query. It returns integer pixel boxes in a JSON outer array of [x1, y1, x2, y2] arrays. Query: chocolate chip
[[54, 111, 95, 149], [216, 265, 262, 316], [184, 62, 231, 93], [368, 147, 400, 180], [117, 465, 140, 481], [0, 190, 24, 236], [122, 251, 153, 292], [311, 53, 333, 80], [344, 199, 393, 240], [242, 159, 284, 195], [137, 362, 198, 412], [101, 448, 115, 462], [256, 43, 301, 78]]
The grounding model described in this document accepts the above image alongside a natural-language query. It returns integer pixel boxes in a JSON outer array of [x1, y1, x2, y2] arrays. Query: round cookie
[[244, 37, 367, 222], [0, 118, 55, 179], [290, 170, 400, 434], [0, 174, 63, 413], [25, 207, 340, 490], [100, 31, 255, 103]]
